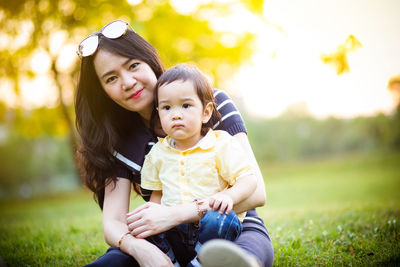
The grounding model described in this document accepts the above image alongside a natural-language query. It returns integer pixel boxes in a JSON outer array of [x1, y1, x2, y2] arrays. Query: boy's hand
[[209, 193, 233, 214]]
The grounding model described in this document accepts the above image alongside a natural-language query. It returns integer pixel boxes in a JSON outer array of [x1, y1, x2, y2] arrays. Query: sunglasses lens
[[79, 35, 99, 57], [102, 20, 128, 39]]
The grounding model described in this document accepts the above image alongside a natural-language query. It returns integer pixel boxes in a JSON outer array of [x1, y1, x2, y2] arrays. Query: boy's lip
[[129, 89, 143, 99]]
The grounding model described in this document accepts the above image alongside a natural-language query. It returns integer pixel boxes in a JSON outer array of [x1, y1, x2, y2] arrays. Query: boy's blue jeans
[[147, 209, 242, 266]]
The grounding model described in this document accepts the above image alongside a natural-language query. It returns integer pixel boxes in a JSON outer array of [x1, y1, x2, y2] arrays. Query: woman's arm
[[127, 200, 203, 238], [102, 178, 174, 267], [231, 132, 266, 213]]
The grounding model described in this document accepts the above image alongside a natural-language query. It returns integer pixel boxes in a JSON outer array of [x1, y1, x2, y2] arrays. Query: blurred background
[[0, 0, 399, 199]]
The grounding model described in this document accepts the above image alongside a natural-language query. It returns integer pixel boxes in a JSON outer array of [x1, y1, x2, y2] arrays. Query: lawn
[[0, 151, 399, 266]]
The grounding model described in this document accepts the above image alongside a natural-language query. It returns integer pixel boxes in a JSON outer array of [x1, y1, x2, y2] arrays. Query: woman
[[75, 20, 273, 267]]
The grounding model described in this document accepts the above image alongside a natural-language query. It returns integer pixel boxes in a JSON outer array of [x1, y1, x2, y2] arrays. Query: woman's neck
[[138, 107, 153, 128]]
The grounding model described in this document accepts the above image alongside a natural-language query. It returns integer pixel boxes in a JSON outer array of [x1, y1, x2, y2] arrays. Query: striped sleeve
[[213, 89, 247, 136]]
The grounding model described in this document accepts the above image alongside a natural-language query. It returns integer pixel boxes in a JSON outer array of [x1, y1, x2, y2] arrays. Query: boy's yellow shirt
[[141, 129, 253, 221]]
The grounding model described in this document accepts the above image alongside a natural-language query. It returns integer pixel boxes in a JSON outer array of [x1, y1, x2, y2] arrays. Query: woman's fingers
[[135, 229, 154, 239], [127, 202, 150, 216], [130, 224, 149, 237]]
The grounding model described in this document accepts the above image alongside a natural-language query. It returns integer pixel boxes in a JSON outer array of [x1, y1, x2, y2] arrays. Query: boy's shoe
[[198, 239, 260, 267]]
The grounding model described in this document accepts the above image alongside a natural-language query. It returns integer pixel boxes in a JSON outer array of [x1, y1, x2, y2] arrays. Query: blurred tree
[[387, 74, 400, 148], [321, 34, 362, 75], [0, 0, 262, 186], [240, 0, 264, 14], [388, 74, 400, 105]]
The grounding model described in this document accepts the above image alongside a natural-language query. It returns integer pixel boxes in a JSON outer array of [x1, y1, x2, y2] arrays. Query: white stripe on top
[[213, 111, 241, 129], [216, 99, 233, 111], [113, 151, 142, 171], [213, 89, 223, 98]]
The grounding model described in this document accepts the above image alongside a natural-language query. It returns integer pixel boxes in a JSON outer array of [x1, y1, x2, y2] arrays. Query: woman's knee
[[84, 247, 139, 267]]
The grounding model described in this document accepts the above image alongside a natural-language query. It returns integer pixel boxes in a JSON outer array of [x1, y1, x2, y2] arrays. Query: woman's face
[[93, 49, 157, 121]]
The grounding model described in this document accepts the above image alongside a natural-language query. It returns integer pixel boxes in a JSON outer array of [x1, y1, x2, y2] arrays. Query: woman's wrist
[[170, 202, 201, 225], [119, 233, 146, 258]]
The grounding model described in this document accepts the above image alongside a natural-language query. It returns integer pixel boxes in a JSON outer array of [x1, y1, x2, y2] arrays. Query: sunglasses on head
[[76, 20, 134, 58]]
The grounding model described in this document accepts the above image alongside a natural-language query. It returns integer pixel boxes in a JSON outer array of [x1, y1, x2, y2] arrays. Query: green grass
[[0, 151, 399, 266], [260, 151, 400, 266]]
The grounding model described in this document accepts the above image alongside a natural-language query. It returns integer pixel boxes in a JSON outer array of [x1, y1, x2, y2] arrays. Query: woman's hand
[[127, 202, 177, 238], [128, 237, 174, 267]]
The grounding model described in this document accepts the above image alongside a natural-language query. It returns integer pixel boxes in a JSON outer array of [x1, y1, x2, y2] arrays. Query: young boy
[[140, 63, 257, 266]]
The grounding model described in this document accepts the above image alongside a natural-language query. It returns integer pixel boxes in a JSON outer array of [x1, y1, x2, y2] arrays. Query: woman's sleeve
[[102, 160, 136, 182], [213, 89, 247, 136]]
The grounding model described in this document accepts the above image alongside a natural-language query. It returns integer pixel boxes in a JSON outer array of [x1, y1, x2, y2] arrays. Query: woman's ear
[[202, 102, 213, 124]]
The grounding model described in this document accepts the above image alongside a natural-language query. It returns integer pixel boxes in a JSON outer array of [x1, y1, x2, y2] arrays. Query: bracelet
[[193, 199, 205, 219], [117, 232, 131, 250]]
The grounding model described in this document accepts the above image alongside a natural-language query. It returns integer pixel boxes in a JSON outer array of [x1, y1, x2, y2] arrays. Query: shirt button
[[180, 160, 184, 165]]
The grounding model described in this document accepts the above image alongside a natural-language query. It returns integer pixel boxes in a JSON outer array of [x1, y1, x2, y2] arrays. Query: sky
[[222, 0, 400, 118]]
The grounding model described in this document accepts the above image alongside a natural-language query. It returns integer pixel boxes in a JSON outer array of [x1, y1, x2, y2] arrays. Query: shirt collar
[[158, 129, 216, 151]]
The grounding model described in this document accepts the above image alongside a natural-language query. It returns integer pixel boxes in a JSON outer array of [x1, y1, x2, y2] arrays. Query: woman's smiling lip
[[129, 89, 143, 99]]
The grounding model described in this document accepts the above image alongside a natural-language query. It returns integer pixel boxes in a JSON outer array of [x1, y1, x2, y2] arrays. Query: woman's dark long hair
[[75, 29, 165, 208]]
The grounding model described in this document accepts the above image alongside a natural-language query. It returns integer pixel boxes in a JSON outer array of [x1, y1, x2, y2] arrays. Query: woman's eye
[[106, 76, 117, 83], [129, 62, 139, 70], [162, 105, 170, 110], [183, 103, 190, 108]]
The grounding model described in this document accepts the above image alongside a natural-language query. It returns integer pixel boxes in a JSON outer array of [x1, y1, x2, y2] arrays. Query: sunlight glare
[[49, 31, 68, 56], [0, 80, 18, 107], [56, 44, 77, 72], [30, 50, 52, 74], [126, 0, 142, 6], [230, 0, 400, 118], [170, 0, 211, 15], [20, 76, 58, 109], [13, 20, 34, 50]]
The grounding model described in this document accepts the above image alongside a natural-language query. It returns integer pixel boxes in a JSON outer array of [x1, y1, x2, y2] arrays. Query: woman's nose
[[121, 74, 136, 91]]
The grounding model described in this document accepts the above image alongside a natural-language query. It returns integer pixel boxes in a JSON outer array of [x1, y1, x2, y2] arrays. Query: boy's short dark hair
[[155, 63, 221, 135]]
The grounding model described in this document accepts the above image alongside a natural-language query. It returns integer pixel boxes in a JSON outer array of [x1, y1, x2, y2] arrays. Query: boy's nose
[[172, 110, 182, 119]]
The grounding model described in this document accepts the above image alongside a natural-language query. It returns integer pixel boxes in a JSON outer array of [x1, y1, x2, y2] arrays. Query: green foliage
[[0, 152, 399, 266], [0, 127, 77, 198], [0, 0, 258, 95]]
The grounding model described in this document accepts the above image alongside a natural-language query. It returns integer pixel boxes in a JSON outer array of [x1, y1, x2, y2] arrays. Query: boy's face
[[157, 80, 212, 150]]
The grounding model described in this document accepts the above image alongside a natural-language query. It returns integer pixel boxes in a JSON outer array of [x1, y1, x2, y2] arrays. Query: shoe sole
[[198, 239, 259, 267]]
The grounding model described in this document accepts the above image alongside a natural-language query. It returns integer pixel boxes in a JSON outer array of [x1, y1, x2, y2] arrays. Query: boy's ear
[[202, 102, 213, 124]]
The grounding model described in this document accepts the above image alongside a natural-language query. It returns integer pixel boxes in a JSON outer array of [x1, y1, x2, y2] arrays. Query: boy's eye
[[183, 103, 190, 108]]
